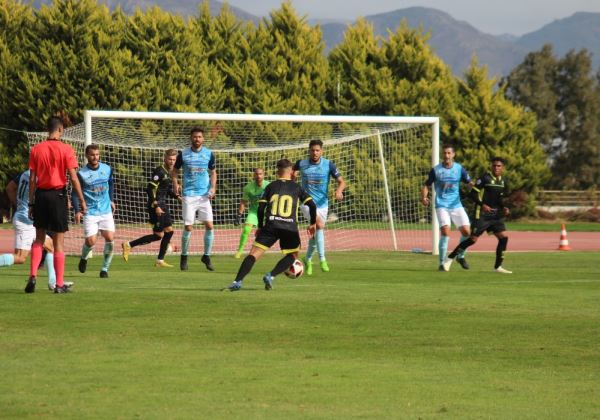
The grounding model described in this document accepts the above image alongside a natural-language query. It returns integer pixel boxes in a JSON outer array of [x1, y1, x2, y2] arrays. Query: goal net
[[27, 111, 439, 256]]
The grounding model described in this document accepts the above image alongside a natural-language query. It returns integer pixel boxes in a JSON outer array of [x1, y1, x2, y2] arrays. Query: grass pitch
[[1, 251, 599, 419]]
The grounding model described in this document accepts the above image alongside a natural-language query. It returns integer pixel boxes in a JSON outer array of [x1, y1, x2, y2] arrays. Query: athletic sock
[[204, 229, 214, 256], [54, 252, 65, 287], [495, 237, 508, 269], [316, 229, 326, 261], [129, 233, 161, 248], [448, 237, 476, 259], [237, 224, 252, 253], [181, 230, 191, 256], [457, 235, 469, 259], [30, 242, 43, 277], [438, 236, 449, 264], [102, 241, 114, 272], [157, 231, 174, 260], [235, 255, 256, 282], [306, 237, 316, 261], [81, 243, 93, 260], [46, 252, 56, 289], [271, 254, 295, 277], [0, 253, 15, 267]]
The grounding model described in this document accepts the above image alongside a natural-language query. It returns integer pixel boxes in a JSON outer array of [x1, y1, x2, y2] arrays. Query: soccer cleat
[[263, 273, 274, 290], [25, 276, 36, 293], [99, 270, 109, 278], [494, 266, 513, 274], [234, 251, 242, 259], [49, 281, 74, 291], [438, 264, 447, 272], [201, 254, 214, 271], [442, 257, 453, 271], [304, 258, 313, 276], [320, 260, 330, 272], [122, 242, 131, 262], [54, 284, 71, 294], [457, 257, 470, 270], [155, 260, 173, 268], [228, 280, 242, 291], [180, 255, 188, 271], [78, 258, 87, 274]]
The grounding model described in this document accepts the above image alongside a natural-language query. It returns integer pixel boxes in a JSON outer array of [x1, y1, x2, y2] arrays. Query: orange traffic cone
[[558, 223, 571, 251]]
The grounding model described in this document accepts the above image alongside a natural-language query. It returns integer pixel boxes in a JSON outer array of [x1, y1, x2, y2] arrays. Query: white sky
[[225, 0, 600, 35]]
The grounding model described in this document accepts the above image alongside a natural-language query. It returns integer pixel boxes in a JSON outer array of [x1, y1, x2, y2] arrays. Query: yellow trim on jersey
[[302, 197, 313, 205]]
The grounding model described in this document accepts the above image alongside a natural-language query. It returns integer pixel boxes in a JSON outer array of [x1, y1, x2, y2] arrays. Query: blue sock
[[458, 235, 468, 259], [81, 243, 93, 260], [316, 229, 326, 261], [204, 229, 214, 256], [102, 242, 114, 272], [439, 236, 449, 264], [0, 253, 15, 266], [46, 252, 56, 289], [306, 238, 316, 261], [182, 230, 191, 256]]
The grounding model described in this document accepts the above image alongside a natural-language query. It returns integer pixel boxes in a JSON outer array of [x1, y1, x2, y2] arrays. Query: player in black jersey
[[122, 149, 180, 267], [227, 159, 317, 291], [443, 157, 512, 273]]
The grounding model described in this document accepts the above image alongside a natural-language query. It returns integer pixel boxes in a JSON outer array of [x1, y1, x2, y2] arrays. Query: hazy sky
[[225, 0, 600, 35]]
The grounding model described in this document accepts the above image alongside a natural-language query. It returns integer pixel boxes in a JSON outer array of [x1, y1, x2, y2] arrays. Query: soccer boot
[[180, 255, 188, 271], [155, 260, 174, 268], [438, 264, 447, 272], [25, 276, 36, 293], [228, 280, 243, 291], [303, 258, 313, 276], [320, 260, 330, 272], [49, 281, 74, 291], [122, 242, 131, 262], [442, 257, 453, 272], [457, 257, 470, 270], [234, 251, 242, 259], [99, 270, 109, 278], [78, 258, 87, 274], [263, 273, 274, 290], [54, 284, 71, 294], [494, 266, 513, 274], [201, 254, 214, 271]]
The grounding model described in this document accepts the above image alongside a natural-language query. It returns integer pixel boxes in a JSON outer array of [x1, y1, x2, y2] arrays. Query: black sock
[[157, 231, 174, 260], [271, 254, 296, 277], [448, 237, 475, 259], [235, 255, 256, 282], [495, 237, 508, 268], [39, 248, 48, 269], [130, 233, 161, 248]]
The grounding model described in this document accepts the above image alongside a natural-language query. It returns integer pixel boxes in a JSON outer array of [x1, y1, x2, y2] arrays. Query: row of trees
[[0, 0, 595, 214]]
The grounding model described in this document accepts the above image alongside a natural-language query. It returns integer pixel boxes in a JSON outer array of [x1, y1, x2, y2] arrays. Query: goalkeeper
[[233, 168, 270, 259]]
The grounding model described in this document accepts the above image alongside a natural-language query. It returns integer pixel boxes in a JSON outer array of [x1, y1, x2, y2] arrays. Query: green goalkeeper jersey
[[244, 180, 270, 214]]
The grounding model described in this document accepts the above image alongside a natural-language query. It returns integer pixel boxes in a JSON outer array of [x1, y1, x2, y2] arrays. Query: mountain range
[[35, 0, 600, 77]]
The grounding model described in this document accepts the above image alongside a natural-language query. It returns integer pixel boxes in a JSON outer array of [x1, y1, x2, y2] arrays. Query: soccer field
[[1, 252, 599, 418]]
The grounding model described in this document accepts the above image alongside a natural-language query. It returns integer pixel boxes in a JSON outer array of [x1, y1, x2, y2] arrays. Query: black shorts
[[148, 206, 173, 232], [472, 217, 506, 236], [33, 188, 69, 233], [254, 226, 301, 254]]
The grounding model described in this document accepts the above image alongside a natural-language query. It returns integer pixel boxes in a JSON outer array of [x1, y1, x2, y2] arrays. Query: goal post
[[29, 111, 440, 256]]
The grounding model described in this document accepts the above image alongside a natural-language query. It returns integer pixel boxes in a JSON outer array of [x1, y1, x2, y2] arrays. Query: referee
[[26, 116, 86, 293]]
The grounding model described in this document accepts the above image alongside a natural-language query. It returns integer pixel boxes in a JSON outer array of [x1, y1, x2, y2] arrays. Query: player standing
[[421, 144, 472, 271], [227, 159, 316, 291], [171, 127, 217, 271], [122, 149, 178, 267], [293, 139, 346, 275], [443, 157, 512, 273], [233, 167, 270, 259], [27, 116, 86, 293], [72, 144, 116, 278]]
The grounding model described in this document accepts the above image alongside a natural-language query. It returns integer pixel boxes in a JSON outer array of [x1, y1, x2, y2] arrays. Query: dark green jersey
[[258, 179, 313, 231], [470, 172, 507, 219]]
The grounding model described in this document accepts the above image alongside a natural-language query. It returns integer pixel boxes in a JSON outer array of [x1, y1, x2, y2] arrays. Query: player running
[[421, 144, 473, 271], [233, 167, 270, 259], [122, 149, 179, 267], [443, 157, 512, 273], [72, 144, 116, 278], [293, 139, 346, 275], [226, 159, 316, 291]]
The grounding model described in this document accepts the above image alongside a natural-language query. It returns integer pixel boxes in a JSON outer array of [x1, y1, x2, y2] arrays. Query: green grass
[[1, 252, 599, 419]]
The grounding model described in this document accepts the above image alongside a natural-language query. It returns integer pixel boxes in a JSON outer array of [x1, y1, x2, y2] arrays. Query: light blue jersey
[[13, 170, 33, 225], [175, 147, 216, 197], [73, 162, 114, 216], [294, 157, 341, 208], [424, 162, 471, 209]]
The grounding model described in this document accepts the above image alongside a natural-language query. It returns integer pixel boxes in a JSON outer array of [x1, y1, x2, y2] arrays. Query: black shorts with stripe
[[471, 216, 506, 236], [254, 226, 300, 254], [33, 188, 69, 233], [148, 205, 173, 232]]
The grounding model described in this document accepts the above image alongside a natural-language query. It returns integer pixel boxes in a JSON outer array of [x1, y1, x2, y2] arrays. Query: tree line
[[0, 0, 597, 216]]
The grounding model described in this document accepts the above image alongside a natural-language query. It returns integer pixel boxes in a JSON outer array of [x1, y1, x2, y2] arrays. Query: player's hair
[[85, 144, 100, 154], [253, 167, 264, 173], [47, 116, 64, 133], [308, 139, 323, 148], [491, 156, 505, 165], [276, 159, 293, 171], [442, 143, 455, 151], [164, 148, 178, 158], [190, 126, 204, 136]]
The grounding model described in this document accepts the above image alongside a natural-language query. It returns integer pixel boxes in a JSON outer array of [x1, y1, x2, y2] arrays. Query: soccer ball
[[284, 259, 304, 279]]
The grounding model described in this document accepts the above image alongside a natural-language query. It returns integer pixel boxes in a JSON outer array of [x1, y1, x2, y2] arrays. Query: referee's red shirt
[[29, 139, 78, 189]]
